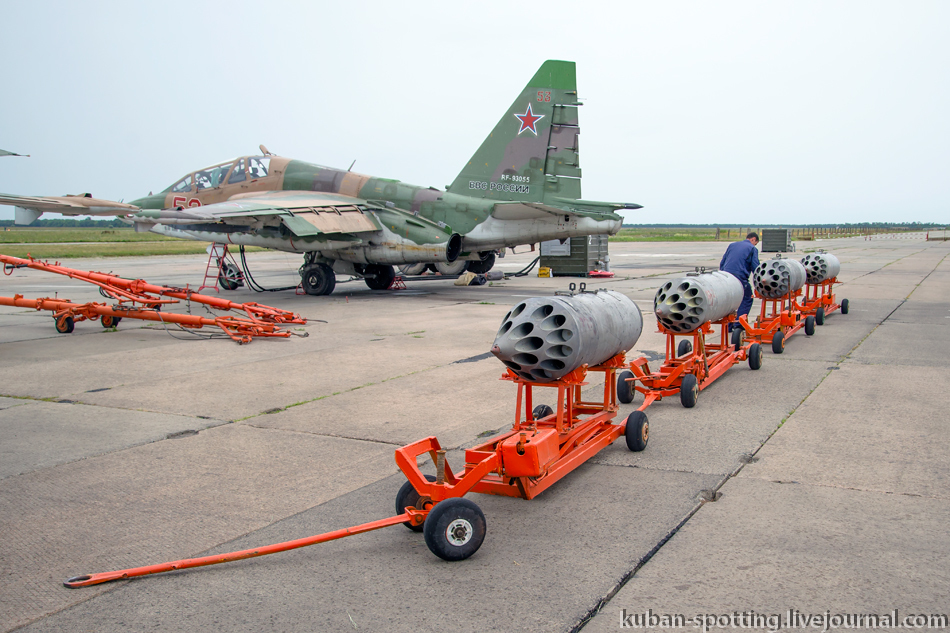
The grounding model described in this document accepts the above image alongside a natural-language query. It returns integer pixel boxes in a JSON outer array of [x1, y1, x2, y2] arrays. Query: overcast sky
[[1, 0, 948, 224]]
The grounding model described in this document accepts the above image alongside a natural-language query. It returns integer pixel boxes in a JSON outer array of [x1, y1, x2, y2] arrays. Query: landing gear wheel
[[532, 404, 554, 419], [466, 252, 496, 274], [748, 343, 763, 370], [218, 262, 243, 290], [771, 329, 785, 354], [731, 327, 744, 351], [364, 264, 396, 290], [804, 315, 816, 336], [435, 260, 467, 276], [815, 307, 825, 325], [54, 315, 75, 334], [677, 339, 693, 357], [624, 410, 649, 452], [395, 474, 437, 532], [680, 373, 699, 408], [841, 298, 849, 315], [423, 498, 486, 561], [101, 315, 122, 328], [398, 263, 427, 276], [301, 263, 335, 296], [617, 370, 636, 404]]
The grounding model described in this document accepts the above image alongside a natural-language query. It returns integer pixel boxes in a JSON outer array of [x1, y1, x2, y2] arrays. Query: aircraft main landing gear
[[300, 263, 336, 296]]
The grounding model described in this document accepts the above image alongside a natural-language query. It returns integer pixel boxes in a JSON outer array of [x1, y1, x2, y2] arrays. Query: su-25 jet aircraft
[[1, 60, 640, 295]]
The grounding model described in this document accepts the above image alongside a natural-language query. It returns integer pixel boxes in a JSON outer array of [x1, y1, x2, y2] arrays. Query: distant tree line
[[0, 218, 129, 228], [622, 222, 945, 229]]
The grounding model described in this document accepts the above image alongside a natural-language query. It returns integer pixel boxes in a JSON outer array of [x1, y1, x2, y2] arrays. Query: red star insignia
[[514, 104, 545, 136]]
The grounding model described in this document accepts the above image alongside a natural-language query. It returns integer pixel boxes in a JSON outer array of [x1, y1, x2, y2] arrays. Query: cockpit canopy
[[163, 156, 272, 194]]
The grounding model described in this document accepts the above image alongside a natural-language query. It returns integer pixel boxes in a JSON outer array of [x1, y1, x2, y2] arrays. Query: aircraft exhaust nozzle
[[753, 256, 807, 299], [491, 290, 643, 383], [801, 251, 841, 284], [655, 271, 744, 333]]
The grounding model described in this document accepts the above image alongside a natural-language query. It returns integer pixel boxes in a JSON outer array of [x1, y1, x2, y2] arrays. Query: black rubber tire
[[680, 373, 699, 408], [364, 264, 396, 290], [748, 343, 763, 370], [617, 370, 637, 404], [466, 252, 496, 274], [101, 315, 122, 328], [841, 298, 849, 315], [731, 327, 743, 352], [395, 474, 437, 532], [54, 316, 75, 334], [218, 262, 242, 290], [624, 410, 649, 452], [423, 498, 486, 561], [771, 330, 785, 354], [301, 263, 335, 296], [532, 404, 554, 420], [815, 307, 825, 326], [677, 339, 693, 357], [804, 315, 815, 336]]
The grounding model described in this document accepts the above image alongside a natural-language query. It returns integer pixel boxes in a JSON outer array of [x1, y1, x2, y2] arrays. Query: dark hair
[[747, 232, 759, 241]]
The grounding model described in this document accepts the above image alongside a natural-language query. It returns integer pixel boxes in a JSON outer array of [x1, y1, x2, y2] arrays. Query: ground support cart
[[64, 354, 648, 587], [798, 278, 849, 325], [617, 316, 763, 410], [735, 290, 815, 354]]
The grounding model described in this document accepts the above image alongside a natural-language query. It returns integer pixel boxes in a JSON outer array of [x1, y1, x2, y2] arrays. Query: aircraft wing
[[132, 191, 446, 239], [0, 193, 139, 224]]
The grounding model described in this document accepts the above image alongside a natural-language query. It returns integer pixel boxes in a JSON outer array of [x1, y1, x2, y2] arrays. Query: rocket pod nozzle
[[801, 251, 841, 283], [753, 256, 807, 299]]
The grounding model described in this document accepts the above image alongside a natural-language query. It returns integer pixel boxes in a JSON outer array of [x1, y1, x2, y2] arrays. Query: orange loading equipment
[[799, 278, 849, 324], [735, 290, 815, 354], [734, 256, 814, 354], [1, 254, 306, 343], [618, 317, 763, 410], [65, 355, 647, 587]]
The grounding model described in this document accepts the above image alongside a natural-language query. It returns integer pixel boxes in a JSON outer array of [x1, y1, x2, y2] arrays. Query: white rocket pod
[[491, 290, 643, 382], [655, 271, 743, 333]]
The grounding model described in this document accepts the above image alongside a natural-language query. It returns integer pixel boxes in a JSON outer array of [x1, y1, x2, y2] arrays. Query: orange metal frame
[[64, 355, 632, 587], [737, 289, 806, 345], [624, 317, 750, 410], [1, 254, 305, 343], [798, 277, 842, 317]]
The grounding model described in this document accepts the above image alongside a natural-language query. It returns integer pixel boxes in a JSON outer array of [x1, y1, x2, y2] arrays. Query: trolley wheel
[[54, 315, 75, 334], [771, 329, 785, 354], [804, 315, 815, 336], [617, 370, 636, 404], [731, 327, 744, 352], [748, 343, 763, 370], [423, 498, 486, 561], [680, 373, 699, 408], [677, 339, 693, 357], [624, 410, 649, 452], [532, 404, 554, 419], [395, 474, 437, 532], [101, 315, 122, 328], [841, 298, 849, 315], [815, 307, 825, 325]]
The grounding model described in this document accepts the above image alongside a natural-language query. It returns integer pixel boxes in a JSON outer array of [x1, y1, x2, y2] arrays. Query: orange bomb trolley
[[798, 251, 849, 324], [618, 270, 763, 410], [65, 290, 647, 586], [734, 255, 815, 354]]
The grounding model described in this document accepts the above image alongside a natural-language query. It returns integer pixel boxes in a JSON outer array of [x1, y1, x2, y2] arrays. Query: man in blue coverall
[[719, 232, 760, 328]]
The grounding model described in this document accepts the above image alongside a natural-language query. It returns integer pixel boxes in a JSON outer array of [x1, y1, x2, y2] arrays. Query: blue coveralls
[[719, 239, 760, 323]]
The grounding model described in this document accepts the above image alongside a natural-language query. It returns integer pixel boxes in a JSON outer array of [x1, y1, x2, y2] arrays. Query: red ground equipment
[[735, 292, 815, 354], [618, 317, 762, 410], [797, 251, 850, 325], [1, 254, 306, 343], [64, 353, 647, 587]]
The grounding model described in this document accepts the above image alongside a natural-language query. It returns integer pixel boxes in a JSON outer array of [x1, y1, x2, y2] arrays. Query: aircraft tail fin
[[447, 60, 583, 203]]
